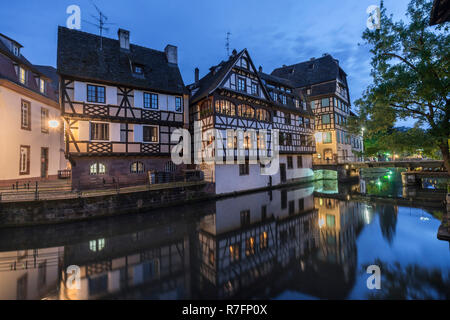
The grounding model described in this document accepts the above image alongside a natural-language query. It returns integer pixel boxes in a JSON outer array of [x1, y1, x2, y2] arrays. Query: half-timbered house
[[188, 49, 315, 195], [272, 54, 363, 164], [0, 33, 64, 186], [57, 27, 189, 189]]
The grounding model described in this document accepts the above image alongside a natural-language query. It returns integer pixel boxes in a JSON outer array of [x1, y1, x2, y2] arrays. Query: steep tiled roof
[[0, 35, 58, 102], [57, 26, 187, 95], [271, 54, 346, 88], [188, 50, 243, 104]]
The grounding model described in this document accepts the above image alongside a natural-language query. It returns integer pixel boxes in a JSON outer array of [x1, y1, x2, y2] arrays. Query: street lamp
[[48, 119, 60, 129]]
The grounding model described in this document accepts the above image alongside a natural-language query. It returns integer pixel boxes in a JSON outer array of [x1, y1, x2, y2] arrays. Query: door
[[41, 147, 48, 178], [280, 163, 286, 183]]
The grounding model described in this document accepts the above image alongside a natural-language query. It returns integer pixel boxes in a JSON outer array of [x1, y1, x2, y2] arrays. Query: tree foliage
[[353, 0, 449, 171]]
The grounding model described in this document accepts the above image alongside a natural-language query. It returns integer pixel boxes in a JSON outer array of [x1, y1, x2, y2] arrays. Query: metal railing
[[0, 170, 205, 203]]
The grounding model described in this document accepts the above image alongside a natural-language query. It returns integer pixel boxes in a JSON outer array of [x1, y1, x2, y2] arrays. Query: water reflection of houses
[[0, 247, 64, 300], [193, 186, 319, 299], [59, 218, 197, 300]]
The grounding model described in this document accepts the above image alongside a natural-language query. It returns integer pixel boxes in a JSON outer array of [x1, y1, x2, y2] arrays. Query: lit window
[[294, 99, 300, 108], [215, 100, 235, 116], [89, 163, 106, 175], [245, 237, 255, 256], [19, 67, 26, 84], [134, 65, 143, 74], [130, 161, 144, 174], [39, 79, 45, 94], [260, 232, 268, 250], [143, 126, 158, 142], [281, 95, 287, 105], [229, 244, 240, 262]]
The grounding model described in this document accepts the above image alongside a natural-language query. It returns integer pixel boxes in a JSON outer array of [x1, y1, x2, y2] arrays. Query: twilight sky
[[0, 0, 413, 125]]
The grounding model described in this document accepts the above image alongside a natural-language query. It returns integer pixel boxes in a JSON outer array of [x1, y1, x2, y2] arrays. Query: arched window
[[237, 104, 254, 119], [199, 100, 212, 118], [215, 100, 236, 116], [165, 160, 176, 173], [90, 162, 106, 175], [256, 109, 270, 122], [130, 161, 145, 174]]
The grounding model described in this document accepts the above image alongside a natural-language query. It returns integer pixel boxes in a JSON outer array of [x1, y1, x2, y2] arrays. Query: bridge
[[313, 160, 447, 182]]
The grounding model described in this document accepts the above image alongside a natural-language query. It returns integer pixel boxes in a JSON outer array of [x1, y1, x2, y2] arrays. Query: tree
[[355, 0, 449, 171]]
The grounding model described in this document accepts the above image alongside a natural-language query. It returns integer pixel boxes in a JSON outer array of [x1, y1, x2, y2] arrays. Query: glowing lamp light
[[48, 119, 60, 128]]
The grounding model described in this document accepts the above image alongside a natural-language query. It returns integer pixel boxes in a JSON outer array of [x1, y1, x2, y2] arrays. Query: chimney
[[258, 66, 262, 72], [195, 67, 199, 84], [118, 28, 130, 50], [165, 45, 178, 64]]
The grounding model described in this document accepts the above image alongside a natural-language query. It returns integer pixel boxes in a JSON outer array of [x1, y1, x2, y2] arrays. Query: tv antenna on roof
[[82, 0, 116, 50], [225, 32, 231, 57]]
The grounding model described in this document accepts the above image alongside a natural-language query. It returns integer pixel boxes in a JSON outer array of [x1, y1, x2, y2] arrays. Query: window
[[199, 100, 212, 118], [237, 77, 246, 92], [38, 261, 47, 287], [21, 100, 31, 130], [39, 79, 46, 94], [272, 92, 278, 102], [261, 205, 267, 221], [13, 45, 19, 56], [41, 108, 49, 133], [245, 237, 255, 256], [175, 97, 182, 112], [130, 161, 144, 174], [19, 67, 26, 84], [322, 98, 330, 107], [256, 108, 270, 121], [260, 232, 268, 250], [281, 95, 287, 105], [143, 126, 158, 142], [322, 114, 330, 124], [251, 82, 259, 95], [229, 244, 240, 262], [19, 146, 30, 175], [90, 163, 106, 175], [304, 118, 310, 128], [289, 200, 295, 215], [240, 57, 248, 69], [144, 92, 158, 109], [91, 123, 109, 140], [287, 156, 293, 169], [164, 160, 176, 172], [326, 214, 335, 227], [134, 65, 143, 74], [294, 99, 300, 108], [240, 210, 250, 227], [215, 100, 235, 116], [310, 101, 315, 109], [237, 104, 254, 118], [297, 156, 303, 168], [87, 85, 105, 103], [323, 132, 332, 144], [17, 274, 27, 300], [298, 198, 304, 211], [285, 113, 291, 124], [306, 88, 311, 95], [239, 162, 249, 176]]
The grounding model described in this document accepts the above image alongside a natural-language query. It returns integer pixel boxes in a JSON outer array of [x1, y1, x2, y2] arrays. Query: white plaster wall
[[215, 163, 271, 194], [279, 154, 314, 181], [0, 86, 63, 181], [74, 81, 117, 105]]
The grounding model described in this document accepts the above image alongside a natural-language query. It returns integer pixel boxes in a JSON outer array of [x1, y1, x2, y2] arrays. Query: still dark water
[[0, 168, 448, 300]]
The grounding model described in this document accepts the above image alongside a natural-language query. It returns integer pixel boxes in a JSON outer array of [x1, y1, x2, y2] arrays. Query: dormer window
[[39, 79, 46, 94], [13, 45, 20, 56], [19, 67, 26, 84], [134, 65, 143, 74]]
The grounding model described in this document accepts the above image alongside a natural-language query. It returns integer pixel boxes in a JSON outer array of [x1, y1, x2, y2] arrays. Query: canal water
[[0, 168, 448, 300]]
